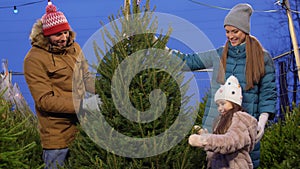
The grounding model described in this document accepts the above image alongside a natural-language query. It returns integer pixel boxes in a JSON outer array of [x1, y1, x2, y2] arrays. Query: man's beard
[[51, 39, 69, 47]]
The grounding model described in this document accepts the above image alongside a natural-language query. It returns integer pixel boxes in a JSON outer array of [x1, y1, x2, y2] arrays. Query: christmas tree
[[66, 0, 207, 168], [0, 89, 43, 168]]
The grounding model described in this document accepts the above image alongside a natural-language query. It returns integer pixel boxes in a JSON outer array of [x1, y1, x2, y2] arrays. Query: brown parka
[[23, 19, 95, 149]]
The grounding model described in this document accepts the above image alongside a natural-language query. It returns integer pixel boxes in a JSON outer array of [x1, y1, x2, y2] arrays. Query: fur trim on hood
[[29, 19, 76, 51]]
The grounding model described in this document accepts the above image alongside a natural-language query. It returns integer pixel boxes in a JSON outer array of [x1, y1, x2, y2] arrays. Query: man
[[23, 2, 101, 168]]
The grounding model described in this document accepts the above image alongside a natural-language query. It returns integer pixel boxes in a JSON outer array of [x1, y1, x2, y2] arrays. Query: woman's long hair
[[213, 102, 245, 134], [217, 35, 265, 90]]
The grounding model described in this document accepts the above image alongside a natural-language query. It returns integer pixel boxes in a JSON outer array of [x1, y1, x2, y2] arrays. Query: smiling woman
[[170, 3, 277, 169]]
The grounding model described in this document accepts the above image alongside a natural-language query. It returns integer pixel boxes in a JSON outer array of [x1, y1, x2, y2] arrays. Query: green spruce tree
[[0, 88, 43, 169], [67, 0, 207, 168], [260, 104, 300, 169]]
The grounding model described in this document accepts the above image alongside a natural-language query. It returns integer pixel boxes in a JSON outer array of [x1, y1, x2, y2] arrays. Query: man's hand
[[81, 94, 102, 112]]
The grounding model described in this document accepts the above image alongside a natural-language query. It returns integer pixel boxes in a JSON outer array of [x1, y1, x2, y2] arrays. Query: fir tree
[[0, 88, 43, 169], [67, 0, 207, 168], [260, 104, 300, 169]]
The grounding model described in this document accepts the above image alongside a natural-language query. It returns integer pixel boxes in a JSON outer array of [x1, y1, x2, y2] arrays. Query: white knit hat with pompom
[[214, 75, 243, 106]]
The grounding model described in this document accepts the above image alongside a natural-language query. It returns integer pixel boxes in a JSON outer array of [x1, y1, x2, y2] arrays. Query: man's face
[[49, 31, 69, 47]]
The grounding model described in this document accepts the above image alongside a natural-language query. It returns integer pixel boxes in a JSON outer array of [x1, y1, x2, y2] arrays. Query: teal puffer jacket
[[174, 42, 277, 168]]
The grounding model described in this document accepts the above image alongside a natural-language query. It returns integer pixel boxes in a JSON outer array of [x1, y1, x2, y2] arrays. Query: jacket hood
[[29, 19, 76, 52]]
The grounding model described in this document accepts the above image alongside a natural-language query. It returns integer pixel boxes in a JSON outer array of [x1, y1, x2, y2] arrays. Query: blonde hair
[[217, 35, 265, 90]]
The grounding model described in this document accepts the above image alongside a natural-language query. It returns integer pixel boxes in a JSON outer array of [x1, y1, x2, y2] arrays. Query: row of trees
[[1, 89, 300, 168]]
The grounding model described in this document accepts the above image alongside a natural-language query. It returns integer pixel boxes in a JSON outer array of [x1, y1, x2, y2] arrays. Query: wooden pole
[[284, 0, 300, 81]]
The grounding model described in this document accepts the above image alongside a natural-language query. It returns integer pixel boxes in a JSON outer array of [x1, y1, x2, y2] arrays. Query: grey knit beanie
[[224, 3, 253, 34]]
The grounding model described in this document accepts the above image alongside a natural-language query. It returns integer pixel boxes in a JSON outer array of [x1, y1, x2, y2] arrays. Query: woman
[[173, 3, 276, 168]]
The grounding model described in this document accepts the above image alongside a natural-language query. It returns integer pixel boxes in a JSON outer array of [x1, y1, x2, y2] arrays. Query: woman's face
[[216, 99, 233, 115], [224, 25, 246, 46]]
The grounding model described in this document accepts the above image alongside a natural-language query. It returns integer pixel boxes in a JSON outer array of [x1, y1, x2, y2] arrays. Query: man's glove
[[255, 113, 269, 143], [188, 134, 209, 148], [81, 94, 102, 112]]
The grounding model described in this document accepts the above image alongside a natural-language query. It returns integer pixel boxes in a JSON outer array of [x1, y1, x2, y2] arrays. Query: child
[[188, 75, 258, 169]]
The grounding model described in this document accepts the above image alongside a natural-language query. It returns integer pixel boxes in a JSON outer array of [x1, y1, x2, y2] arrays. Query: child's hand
[[198, 128, 209, 135], [188, 134, 208, 147], [193, 125, 201, 134], [193, 125, 209, 135]]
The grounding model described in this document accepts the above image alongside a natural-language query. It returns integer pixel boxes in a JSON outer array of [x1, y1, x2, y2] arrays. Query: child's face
[[216, 99, 233, 115]]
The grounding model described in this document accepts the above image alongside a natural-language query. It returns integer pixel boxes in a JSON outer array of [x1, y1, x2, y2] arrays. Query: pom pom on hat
[[41, 2, 70, 36], [214, 75, 243, 106], [224, 3, 253, 34], [46, 2, 56, 13]]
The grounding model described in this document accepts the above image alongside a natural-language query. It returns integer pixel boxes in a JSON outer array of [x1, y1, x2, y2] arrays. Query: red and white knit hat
[[41, 2, 70, 36]]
